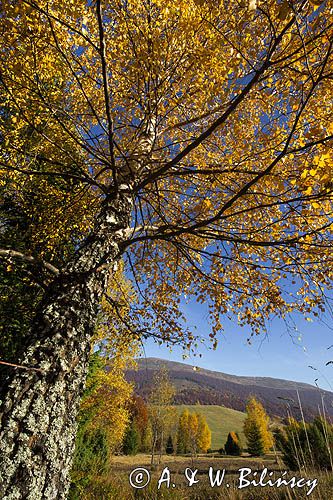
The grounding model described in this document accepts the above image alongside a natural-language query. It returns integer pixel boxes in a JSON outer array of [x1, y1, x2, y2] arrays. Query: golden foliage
[[177, 409, 212, 454], [196, 413, 212, 453], [1, 0, 332, 347], [244, 396, 274, 453], [79, 347, 137, 453]]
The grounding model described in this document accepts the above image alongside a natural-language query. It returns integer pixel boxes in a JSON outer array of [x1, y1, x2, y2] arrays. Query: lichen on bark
[[0, 191, 133, 499]]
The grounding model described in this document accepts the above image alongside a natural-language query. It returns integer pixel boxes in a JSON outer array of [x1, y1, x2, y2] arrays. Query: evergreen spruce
[[246, 422, 265, 456], [166, 435, 174, 454], [122, 421, 139, 455], [275, 416, 333, 471], [224, 432, 242, 456], [176, 410, 190, 454]]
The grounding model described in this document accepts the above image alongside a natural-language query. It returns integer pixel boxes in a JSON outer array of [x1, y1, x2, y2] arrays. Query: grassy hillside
[[175, 404, 246, 451]]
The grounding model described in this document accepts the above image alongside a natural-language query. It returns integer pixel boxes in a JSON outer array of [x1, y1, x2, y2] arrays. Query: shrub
[[69, 427, 109, 499]]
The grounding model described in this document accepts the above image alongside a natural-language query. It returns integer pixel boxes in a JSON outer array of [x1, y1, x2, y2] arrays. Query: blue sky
[[142, 299, 333, 392]]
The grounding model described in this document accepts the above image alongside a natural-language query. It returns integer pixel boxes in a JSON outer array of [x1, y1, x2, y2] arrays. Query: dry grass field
[[70, 453, 333, 500]]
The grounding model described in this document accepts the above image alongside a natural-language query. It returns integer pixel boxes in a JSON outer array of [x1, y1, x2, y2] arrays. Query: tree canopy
[[1, 0, 332, 348]]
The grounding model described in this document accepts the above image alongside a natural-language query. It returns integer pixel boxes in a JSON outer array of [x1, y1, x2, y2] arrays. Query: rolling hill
[[126, 357, 333, 420], [175, 404, 246, 450]]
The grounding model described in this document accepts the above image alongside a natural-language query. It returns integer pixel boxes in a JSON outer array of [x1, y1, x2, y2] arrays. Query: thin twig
[[0, 360, 45, 373]]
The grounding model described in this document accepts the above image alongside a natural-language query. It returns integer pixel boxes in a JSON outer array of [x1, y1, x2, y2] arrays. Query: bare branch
[[0, 360, 45, 374], [0, 249, 60, 275], [96, 0, 117, 186], [1, 162, 105, 190]]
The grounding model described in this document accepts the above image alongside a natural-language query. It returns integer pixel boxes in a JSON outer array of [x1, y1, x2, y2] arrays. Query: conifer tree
[[224, 431, 242, 456], [188, 412, 199, 459], [275, 416, 333, 470], [176, 410, 190, 454], [245, 421, 265, 456], [122, 421, 139, 456], [166, 435, 174, 455], [243, 396, 273, 454]]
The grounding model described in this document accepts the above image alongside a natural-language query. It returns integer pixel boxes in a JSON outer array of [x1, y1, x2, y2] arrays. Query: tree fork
[[0, 188, 133, 499]]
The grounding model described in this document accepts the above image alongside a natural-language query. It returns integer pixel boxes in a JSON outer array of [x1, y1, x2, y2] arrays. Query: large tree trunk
[[0, 188, 132, 499]]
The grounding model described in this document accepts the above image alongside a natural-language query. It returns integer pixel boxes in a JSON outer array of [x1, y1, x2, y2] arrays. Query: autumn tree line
[[123, 405, 212, 459], [121, 391, 273, 459]]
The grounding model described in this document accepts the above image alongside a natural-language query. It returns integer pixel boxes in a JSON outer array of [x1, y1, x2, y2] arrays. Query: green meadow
[[175, 405, 246, 450]]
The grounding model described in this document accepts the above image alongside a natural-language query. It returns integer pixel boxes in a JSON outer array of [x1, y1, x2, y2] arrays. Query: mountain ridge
[[135, 357, 319, 391], [126, 357, 333, 420]]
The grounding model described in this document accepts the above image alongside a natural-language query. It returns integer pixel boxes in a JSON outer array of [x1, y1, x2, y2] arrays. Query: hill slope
[[126, 357, 333, 420], [175, 405, 246, 450]]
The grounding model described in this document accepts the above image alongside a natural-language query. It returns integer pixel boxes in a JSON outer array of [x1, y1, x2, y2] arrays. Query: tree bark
[[0, 188, 132, 499]]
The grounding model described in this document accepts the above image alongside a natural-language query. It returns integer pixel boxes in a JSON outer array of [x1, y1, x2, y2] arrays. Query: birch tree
[[0, 0, 332, 497]]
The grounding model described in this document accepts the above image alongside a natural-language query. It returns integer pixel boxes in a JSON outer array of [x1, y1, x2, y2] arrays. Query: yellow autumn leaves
[[1, 0, 332, 344]]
